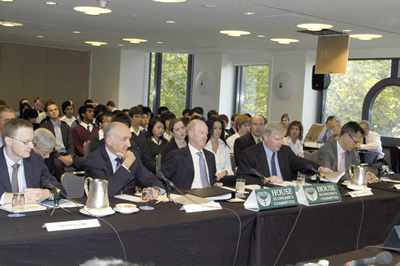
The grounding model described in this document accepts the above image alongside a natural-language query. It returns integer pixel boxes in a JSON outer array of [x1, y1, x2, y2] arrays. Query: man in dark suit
[[161, 119, 217, 189], [0, 118, 65, 204], [40, 101, 83, 180], [317, 121, 377, 181], [237, 122, 332, 185], [84, 122, 164, 197], [226, 113, 239, 137], [234, 115, 265, 165]]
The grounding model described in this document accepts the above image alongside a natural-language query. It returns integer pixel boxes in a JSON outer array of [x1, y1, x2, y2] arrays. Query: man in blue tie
[[237, 122, 332, 185], [304, 116, 337, 143], [161, 119, 217, 189]]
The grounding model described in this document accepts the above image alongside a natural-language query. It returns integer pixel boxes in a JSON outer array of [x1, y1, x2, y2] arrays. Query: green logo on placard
[[255, 187, 298, 210], [303, 184, 341, 205]]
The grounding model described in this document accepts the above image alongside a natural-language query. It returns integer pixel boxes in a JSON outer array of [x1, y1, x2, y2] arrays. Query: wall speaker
[[312, 65, 331, 90]]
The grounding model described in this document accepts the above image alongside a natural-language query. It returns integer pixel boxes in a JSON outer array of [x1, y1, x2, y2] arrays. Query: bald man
[[84, 122, 164, 197], [161, 119, 217, 189]]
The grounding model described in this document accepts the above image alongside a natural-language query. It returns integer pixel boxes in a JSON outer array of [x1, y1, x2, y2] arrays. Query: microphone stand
[[46, 190, 72, 217]]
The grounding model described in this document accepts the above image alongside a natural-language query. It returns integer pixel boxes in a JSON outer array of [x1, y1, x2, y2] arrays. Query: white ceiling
[[1, 0, 400, 54]]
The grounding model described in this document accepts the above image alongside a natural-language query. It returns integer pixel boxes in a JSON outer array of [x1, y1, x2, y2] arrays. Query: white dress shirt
[[205, 139, 234, 175], [188, 144, 210, 189], [282, 137, 304, 157], [226, 133, 240, 153], [359, 130, 385, 159]]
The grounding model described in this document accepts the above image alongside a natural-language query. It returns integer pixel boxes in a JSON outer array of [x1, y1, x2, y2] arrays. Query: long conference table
[[1, 182, 400, 266]]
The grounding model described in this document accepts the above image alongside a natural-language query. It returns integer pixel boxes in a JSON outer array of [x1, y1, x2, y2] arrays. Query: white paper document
[[381, 177, 400, 184], [311, 171, 344, 183], [114, 194, 142, 202], [0, 203, 46, 213], [182, 201, 222, 213]]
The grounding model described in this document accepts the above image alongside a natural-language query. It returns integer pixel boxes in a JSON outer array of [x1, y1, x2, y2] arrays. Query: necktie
[[87, 124, 90, 132], [321, 129, 330, 143], [11, 163, 20, 192], [197, 152, 210, 187], [339, 152, 346, 172], [363, 137, 367, 144], [115, 157, 123, 172], [271, 152, 277, 176]]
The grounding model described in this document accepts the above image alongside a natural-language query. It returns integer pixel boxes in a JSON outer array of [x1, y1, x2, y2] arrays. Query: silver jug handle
[[84, 177, 93, 197], [349, 164, 355, 178]]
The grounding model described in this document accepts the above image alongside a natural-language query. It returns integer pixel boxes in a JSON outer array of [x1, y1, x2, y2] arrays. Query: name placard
[[44, 218, 100, 232], [297, 183, 342, 206], [244, 187, 298, 212]]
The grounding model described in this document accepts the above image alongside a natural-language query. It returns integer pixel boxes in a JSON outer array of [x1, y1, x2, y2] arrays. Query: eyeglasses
[[348, 134, 360, 145], [9, 137, 35, 146]]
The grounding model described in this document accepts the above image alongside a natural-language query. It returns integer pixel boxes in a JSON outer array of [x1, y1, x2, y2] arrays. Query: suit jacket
[[160, 138, 181, 165], [316, 140, 360, 180], [226, 128, 236, 138], [161, 146, 216, 189], [40, 120, 75, 158], [237, 143, 320, 184], [0, 147, 65, 196], [304, 124, 325, 142], [84, 146, 164, 196], [71, 124, 99, 157], [234, 132, 256, 165]]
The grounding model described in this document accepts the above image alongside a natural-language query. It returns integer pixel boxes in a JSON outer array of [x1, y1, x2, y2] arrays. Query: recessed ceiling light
[[270, 38, 299, 44], [202, 4, 216, 8], [156, 41, 164, 44], [118, 44, 124, 47], [0, 0, 14, 2], [122, 38, 148, 44], [350, 34, 382, 40], [37, 35, 44, 38], [257, 35, 265, 38], [342, 29, 352, 32], [73, 6, 112, 16], [85, 41, 108, 46], [73, 31, 80, 34], [45, 2, 57, 5], [244, 12, 255, 15], [297, 23, 333, 31], [0, 21, 23, 27], [220, 30, 250, 37], [152, 0, 187, 2], [166, 20, 176, 24]]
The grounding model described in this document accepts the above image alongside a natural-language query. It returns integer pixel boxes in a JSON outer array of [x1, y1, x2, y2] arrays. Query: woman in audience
[[283, 120, 304, 158], [226, 114, 251, 153], [205, 116, 233, 181], [159, 111, 176, 141], [160, 118, 187, 164], [138, 117, 167, 173], [89, 111, 113, 153], [281, 113, 291, 131]]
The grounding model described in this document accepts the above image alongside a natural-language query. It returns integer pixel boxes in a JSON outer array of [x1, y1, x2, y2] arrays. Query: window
[[236, 65, 269, 116], [148, 53, 193, 116]]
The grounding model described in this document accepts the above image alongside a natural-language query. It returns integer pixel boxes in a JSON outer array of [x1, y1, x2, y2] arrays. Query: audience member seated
[[84, 122, 164, 197], [15, 98, 29, 118], [138, 117, 167, 174], [157, 106, 169, 117], [237, 122, 332, 185], [189, 107, 204, 120], [106, 101, 117, 112], [283, 120, 304, 158], [281, 113, 291, 131], [226, 114, 250, 153], [226, 113, 239, 137], [327, 119, 342, 142], [112, 111, 140, 154], [204, 116, 233, 181], [33, 127, 56, 176], [60, 100, 78, 128], [33, 97, 46, 124], [358, 120, 386, 167], [160, 118, 187, 165], [317, 121, 377, 182], [161, 119, 217, 189], [0, 107, 16, 147], [159, 111, 176, 141], [304, 115, 337, 143], [140, 106, 152, 131], [89, 111, 113, 153], [207, 109, 218, 120], [71, 104, 99, 157], [40, 101, 84, 180], [182, 108, 190, 119], [218, 114, 229, 138], [234, 115, 265, 165], [0, 118, 65, 204], [129, 106, 145, 146]]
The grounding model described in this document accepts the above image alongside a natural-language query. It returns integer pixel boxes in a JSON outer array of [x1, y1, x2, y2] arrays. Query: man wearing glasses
[[0, 118, 65, 204], [317, 121, 377, 182]]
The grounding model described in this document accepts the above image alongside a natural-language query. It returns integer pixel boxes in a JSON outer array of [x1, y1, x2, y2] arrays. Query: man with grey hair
[[237, 122, 332, 184], [33, 128, 56, 159], [358, 120, 385, 162], [84, 122, 164, 197]]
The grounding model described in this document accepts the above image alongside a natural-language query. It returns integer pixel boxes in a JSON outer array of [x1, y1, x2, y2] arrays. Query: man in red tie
[[71, 104, 98, 157]]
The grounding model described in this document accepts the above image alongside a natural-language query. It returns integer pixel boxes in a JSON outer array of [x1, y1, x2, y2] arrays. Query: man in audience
[[140, 106, 152, 131], [317, 121, 377, 181], [327, 119, 342, 142], [226, 113, 239, 137], [304, 115, 337, 143], [33, 127, 56, 175], [0, 118, 65, 204], [84, 122, 164, 197], [237, 122, 332, 185], [106, 101, 117, 112], [41, 101, 83, 180], [129, 106, 145, 145], [33, 96, 46, 124], [358, 120, 386, 167], [161, 119, 217, 189], [60, 100, 78, 128], [234, 115, 265, 165], [0, 107, 16, 147], [71, 104, 99, 157]]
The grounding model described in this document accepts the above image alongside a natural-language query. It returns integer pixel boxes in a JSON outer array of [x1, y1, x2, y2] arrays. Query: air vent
[[297, 29, 346, 36]]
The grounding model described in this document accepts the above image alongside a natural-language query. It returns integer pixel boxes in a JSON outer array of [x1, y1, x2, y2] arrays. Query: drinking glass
[[139, 188, 155, 211], [235, 178, 246, 198], [296, 173, 306, 188], [9, 193, 25, 218]]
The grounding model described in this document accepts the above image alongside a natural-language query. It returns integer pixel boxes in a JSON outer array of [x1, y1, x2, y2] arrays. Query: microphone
[[306, 164, 320, 183], [156, 171, 176, 189], [342, 251, 392, 266], [43, 180, 63, 195], [250, 168, 269, 187]]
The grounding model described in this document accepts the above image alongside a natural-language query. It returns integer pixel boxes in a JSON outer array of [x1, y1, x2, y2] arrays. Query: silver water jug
[[349, 164, 368, 187], [84, 177, 110, 211]]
